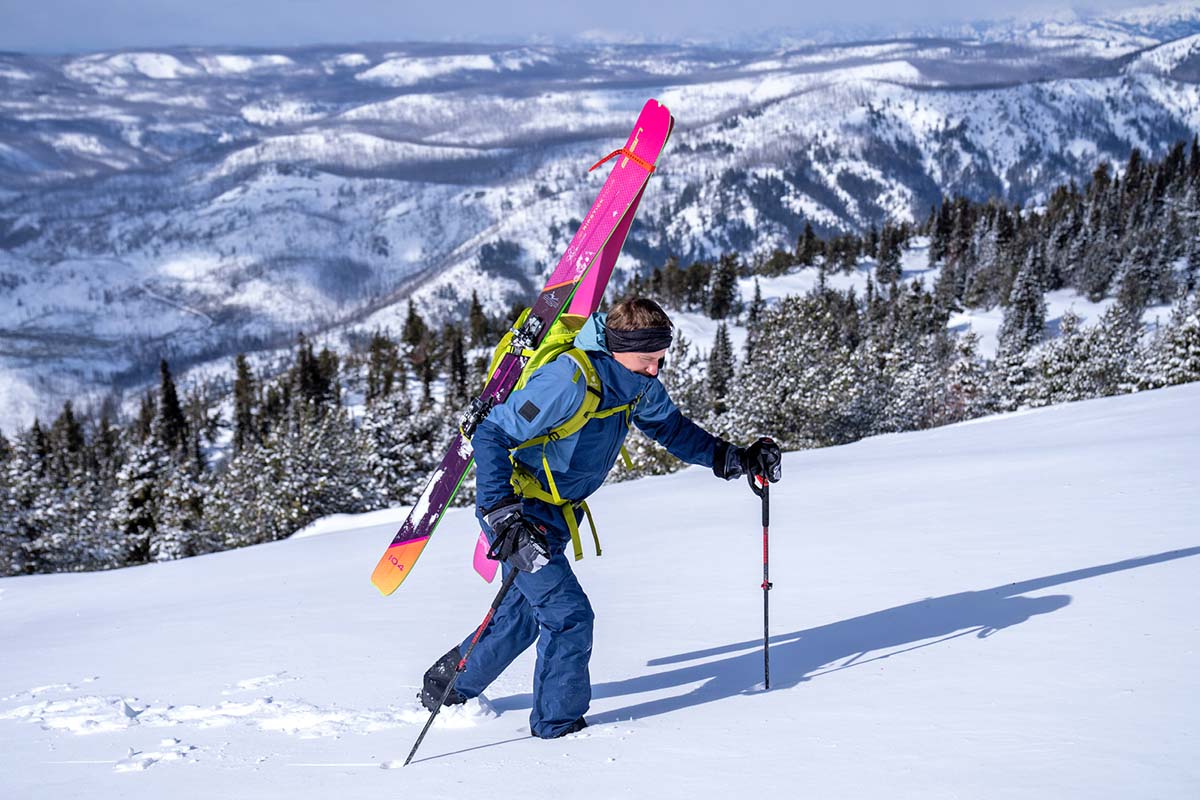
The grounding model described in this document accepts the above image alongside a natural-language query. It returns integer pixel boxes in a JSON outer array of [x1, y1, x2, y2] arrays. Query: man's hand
[[716, 437, 783, 482], [740, 437, 782, 483], [483, 502, 551, 573]]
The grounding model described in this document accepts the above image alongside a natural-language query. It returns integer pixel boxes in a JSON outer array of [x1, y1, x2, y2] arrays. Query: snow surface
[[2, 383, 1198, 797]]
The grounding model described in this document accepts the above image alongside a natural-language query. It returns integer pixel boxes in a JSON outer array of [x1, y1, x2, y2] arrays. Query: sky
[[0, 0, 1161, 54]]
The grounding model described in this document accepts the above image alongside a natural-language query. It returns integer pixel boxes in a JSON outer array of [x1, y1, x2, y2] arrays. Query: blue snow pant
[[453, 499, 594, 739]]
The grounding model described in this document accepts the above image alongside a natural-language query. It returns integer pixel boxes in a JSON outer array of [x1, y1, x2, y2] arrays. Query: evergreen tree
[[0, 426, 49, 575], [964, 205, 1016, 307], [1139, 292, 1200, 389], [107, 435, 169, 566], [157, 359, 188, 456], [48, 400, 85, 484], [1116, 242, 1158, 316], [883, 334, 950, 432], [875, 224, 903, 285], [707, 323, 735, 415], [403, 299, 429, 352], [445, 325, 469, 407], [360, 391, 450, 505], [420, 357, 436, 407], [232, 354, 257, 454], [1085, 306, 1142, 397], [207, 407, 383, 548], [745, 279, 765, 361], [707, 253, 740, 319], [317, 347, 340, 407], [468, 290, 490, 347], [796, 222, 819, 266], [290, 335, 339, 412], [748, 279, 764, 327], [365, 332, 402, 403], [928, 199, 953, 266], [151, 461, 215, 561], [732, 295, 857, 448], [134, 393, 156, 443], [1028, 311, 1093, 406], [944, 331, 992, 420], [997, 255, 1047, 355], [90, 412, 122, 489]]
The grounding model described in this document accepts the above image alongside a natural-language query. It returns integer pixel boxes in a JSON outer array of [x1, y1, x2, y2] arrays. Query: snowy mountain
[[1, 382, 1197, 796], [2, 1, 1200, 430]]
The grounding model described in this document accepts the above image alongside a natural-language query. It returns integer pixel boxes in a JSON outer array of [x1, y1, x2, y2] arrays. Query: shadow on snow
[[491, 546, 1200, 724]]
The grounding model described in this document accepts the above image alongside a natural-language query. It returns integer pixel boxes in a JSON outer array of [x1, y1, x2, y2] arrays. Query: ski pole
[[404, 568, 519, 766], [749, 471, 772, 689]]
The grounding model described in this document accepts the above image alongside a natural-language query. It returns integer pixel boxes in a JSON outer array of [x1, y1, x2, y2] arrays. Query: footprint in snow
[[222, 672, 300, 695], [113, 739, 198, 772]]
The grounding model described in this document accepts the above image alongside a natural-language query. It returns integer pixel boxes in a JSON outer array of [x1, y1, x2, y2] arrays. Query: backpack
[[475, 308, 641, 561]]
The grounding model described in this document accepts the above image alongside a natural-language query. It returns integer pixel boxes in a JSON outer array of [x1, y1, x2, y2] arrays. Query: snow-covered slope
[[2, 383, 1197, 797]]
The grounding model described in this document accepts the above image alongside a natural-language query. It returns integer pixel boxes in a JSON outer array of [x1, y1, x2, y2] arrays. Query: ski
[[471, 178, 656, 583], [371, 99, 674, 597]]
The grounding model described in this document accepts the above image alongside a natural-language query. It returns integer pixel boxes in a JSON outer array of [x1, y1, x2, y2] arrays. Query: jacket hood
[[574, 312, 611, 354]]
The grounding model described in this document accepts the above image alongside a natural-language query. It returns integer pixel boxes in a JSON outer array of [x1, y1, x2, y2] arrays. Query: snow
[[64, 53, 199, 83], [948, 289, 1175, 357], [197, 54, 295, 75], [0, 65, 33, 81], [2, 383, 1198, 796], [239, 100, 329, 127], [1126, 32, 1200, 75], [48, 132, 113, 159], [355, 50, 551, 87], [210, 132, 499, 178]]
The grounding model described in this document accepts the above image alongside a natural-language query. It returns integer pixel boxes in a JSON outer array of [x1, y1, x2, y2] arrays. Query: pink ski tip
[[473, 530, 499, 583]]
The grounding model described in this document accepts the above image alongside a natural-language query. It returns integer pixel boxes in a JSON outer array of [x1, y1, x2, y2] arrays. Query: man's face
[[612, 349, 668, 378]]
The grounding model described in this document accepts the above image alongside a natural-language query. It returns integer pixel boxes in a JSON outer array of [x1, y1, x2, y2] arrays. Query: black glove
[[741, 437, 782, 483], [715, 437, 783, 483], [483, 502, 550, 573]]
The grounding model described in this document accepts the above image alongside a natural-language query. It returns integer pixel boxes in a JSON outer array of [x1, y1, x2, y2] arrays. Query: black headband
[[607, 326, 673, 353]]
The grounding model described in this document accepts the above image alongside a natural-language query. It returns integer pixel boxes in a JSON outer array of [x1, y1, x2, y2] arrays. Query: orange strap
[[588, 147, 655, 174]]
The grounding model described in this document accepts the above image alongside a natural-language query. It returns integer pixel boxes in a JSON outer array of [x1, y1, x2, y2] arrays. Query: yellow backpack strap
[[619, 445, 634, 470], [508, 466, 600, 562], [578, 501, 601, 556], [510, 353, 600, 457], [559, 501, 601, 561]]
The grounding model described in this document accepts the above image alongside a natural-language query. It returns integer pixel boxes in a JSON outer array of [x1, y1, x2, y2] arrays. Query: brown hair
[[607, 297, 673, 331]]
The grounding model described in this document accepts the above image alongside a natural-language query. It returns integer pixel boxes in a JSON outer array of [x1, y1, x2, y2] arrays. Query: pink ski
[[373, 99, 674, 596]]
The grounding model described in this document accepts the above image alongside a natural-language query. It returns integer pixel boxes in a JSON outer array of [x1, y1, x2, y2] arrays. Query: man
[[419, 297, 781, 738]]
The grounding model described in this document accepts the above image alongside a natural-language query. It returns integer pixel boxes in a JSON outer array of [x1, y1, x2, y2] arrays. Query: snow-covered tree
[[232, 354, 258, 454], [107, 435, 169, 566], [944, 331, 992, 420], [208, 406, 384, 549], [707, 323, 735, 415], [0, 425, 48, 576], [733, 295, 857, 448], [360, 391, 449, 506], [1139, 292, 1200, 389], [707, 253, 741, 319], [998, 252, 1048, 356]]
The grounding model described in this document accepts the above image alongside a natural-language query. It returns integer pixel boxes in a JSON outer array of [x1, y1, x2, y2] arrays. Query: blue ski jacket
[[472, 312, 727, 515]]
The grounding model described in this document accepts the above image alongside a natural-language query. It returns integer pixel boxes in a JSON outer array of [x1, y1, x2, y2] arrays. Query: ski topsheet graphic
[[371, 99, 674, 597]]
